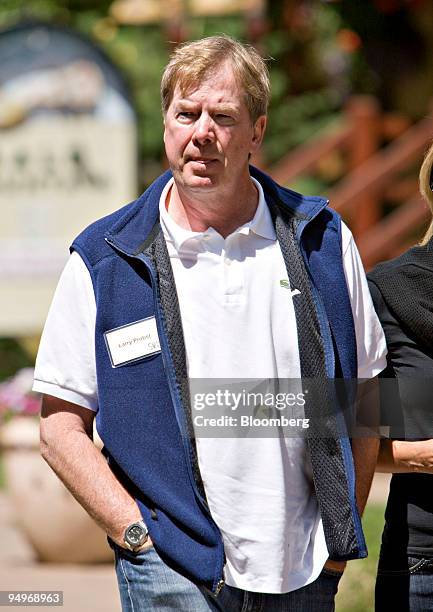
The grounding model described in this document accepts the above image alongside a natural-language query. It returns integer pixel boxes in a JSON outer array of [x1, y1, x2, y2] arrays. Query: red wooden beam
[[329, 114, 433, 217], [268, 121, 353, 186], [357, 194, 430, 269]]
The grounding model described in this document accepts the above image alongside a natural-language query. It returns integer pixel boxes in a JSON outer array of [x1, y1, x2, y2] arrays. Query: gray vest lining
[[271, 203, 357, 558]]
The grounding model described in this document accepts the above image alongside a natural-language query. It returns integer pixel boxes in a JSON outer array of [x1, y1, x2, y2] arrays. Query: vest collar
[[104, 166, 329, 256]]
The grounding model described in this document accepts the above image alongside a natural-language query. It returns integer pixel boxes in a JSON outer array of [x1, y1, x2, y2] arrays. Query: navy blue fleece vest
[[71, 167, 364, 593]]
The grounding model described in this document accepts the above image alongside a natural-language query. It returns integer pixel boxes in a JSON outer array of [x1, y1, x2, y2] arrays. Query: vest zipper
[[214, 579, 225, 596], [104, 236, 226, 591]]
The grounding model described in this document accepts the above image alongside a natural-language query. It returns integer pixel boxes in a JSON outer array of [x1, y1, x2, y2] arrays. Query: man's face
[[163, 62, 266, 195]]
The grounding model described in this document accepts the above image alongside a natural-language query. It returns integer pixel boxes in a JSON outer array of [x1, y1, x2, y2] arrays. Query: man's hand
[[40, 394, 149, 548]]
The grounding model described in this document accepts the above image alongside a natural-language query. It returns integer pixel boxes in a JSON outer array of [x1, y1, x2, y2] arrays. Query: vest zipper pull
[[214, 579, 225, 596]]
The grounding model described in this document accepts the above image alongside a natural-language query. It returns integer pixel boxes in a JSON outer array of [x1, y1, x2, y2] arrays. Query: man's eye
[[177, 112, 195, 119], [215, 114, 234, 123]]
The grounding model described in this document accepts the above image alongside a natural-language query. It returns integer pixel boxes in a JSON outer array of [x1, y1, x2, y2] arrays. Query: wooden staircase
[[265, 96, 433, 270]]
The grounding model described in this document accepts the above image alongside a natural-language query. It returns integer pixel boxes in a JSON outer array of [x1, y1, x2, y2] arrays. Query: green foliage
[[0, 2, 353, 181], [2, 0, 432, 180], [0, 339, 34, 382], [263, 3, 346, 165], [189, 15, 244, 41], [102, 26, 167, 160], [289, 175, 330, 198], [265, 91, 340, 164]]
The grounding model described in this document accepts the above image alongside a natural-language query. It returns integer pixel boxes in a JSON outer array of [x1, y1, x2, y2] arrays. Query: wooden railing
[[267, 96, 433, 269]]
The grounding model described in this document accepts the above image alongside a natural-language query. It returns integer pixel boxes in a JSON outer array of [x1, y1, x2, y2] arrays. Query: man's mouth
[[186, 157, 217, 165]]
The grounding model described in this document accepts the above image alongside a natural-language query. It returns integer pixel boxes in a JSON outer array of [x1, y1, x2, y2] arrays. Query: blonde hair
[[161, 35, 270, 123], [419, 142, 433, 245]]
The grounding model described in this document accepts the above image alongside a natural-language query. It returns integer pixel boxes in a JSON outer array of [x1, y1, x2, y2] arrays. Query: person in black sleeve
[[368, 142, 433, 612]]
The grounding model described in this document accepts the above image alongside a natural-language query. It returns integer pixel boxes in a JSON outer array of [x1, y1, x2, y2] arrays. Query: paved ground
[[367, 472, 390, 504], [0, 474, 390, 611]]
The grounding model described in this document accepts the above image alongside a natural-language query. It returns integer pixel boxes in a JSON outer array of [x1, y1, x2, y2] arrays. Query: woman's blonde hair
[[161, 35, 270, 123], [419, 142, 433, 245]]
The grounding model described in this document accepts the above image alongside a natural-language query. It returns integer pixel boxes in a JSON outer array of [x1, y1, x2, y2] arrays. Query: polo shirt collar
[[159, 176, 276, 254]]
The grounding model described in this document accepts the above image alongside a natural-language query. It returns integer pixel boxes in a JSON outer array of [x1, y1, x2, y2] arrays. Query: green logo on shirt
[[280, 280, 301, 298]]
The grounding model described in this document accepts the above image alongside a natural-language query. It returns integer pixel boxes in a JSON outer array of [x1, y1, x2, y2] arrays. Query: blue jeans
[[110, 542, 342, 612], [376, 555, 433, 612]]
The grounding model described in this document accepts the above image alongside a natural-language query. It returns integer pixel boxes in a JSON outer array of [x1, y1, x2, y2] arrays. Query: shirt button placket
[[223, 238, 244, 303]]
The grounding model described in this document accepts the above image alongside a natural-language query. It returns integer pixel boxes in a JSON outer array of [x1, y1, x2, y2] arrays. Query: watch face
[[127, 525, 143, 545]]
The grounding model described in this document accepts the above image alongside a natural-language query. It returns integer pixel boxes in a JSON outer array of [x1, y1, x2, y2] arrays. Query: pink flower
[[0, 368, 41, 421]]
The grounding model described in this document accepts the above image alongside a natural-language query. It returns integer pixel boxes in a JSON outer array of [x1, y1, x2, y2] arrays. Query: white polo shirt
[[34, 177, 387, 593]]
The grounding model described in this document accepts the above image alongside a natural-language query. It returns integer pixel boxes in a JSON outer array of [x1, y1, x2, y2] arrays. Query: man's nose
[[192, 113, 215, 145]]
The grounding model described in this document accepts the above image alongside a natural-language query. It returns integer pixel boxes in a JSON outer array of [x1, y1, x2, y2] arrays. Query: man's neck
[[166, 176, 259, 238]]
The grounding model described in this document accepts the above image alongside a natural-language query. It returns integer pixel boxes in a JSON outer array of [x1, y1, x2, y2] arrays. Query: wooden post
[[163, 0, 187, 50], [345, 96, 381, 237]]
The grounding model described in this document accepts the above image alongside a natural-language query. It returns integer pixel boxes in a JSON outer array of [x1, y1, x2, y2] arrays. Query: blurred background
[[1, 0, 433, 610]]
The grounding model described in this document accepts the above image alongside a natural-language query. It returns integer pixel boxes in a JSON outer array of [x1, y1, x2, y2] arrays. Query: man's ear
[[251, 115, 267, 153]]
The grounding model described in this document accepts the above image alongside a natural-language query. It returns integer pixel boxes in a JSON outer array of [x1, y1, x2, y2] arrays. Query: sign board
[[0, 23, 137, 335]]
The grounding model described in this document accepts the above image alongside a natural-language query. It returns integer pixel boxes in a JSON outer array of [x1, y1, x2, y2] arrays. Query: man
[[34, 35, 387, 611]]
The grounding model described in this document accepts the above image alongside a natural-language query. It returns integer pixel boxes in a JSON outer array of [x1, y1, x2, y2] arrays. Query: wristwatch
[[123, 520, 149, 552]]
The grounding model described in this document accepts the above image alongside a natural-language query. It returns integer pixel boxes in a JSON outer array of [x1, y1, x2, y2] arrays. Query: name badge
[[104, 316, 161, 368]]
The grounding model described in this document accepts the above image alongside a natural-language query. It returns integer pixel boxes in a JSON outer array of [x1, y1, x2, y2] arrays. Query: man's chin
[[179, 172, 219, 191]]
